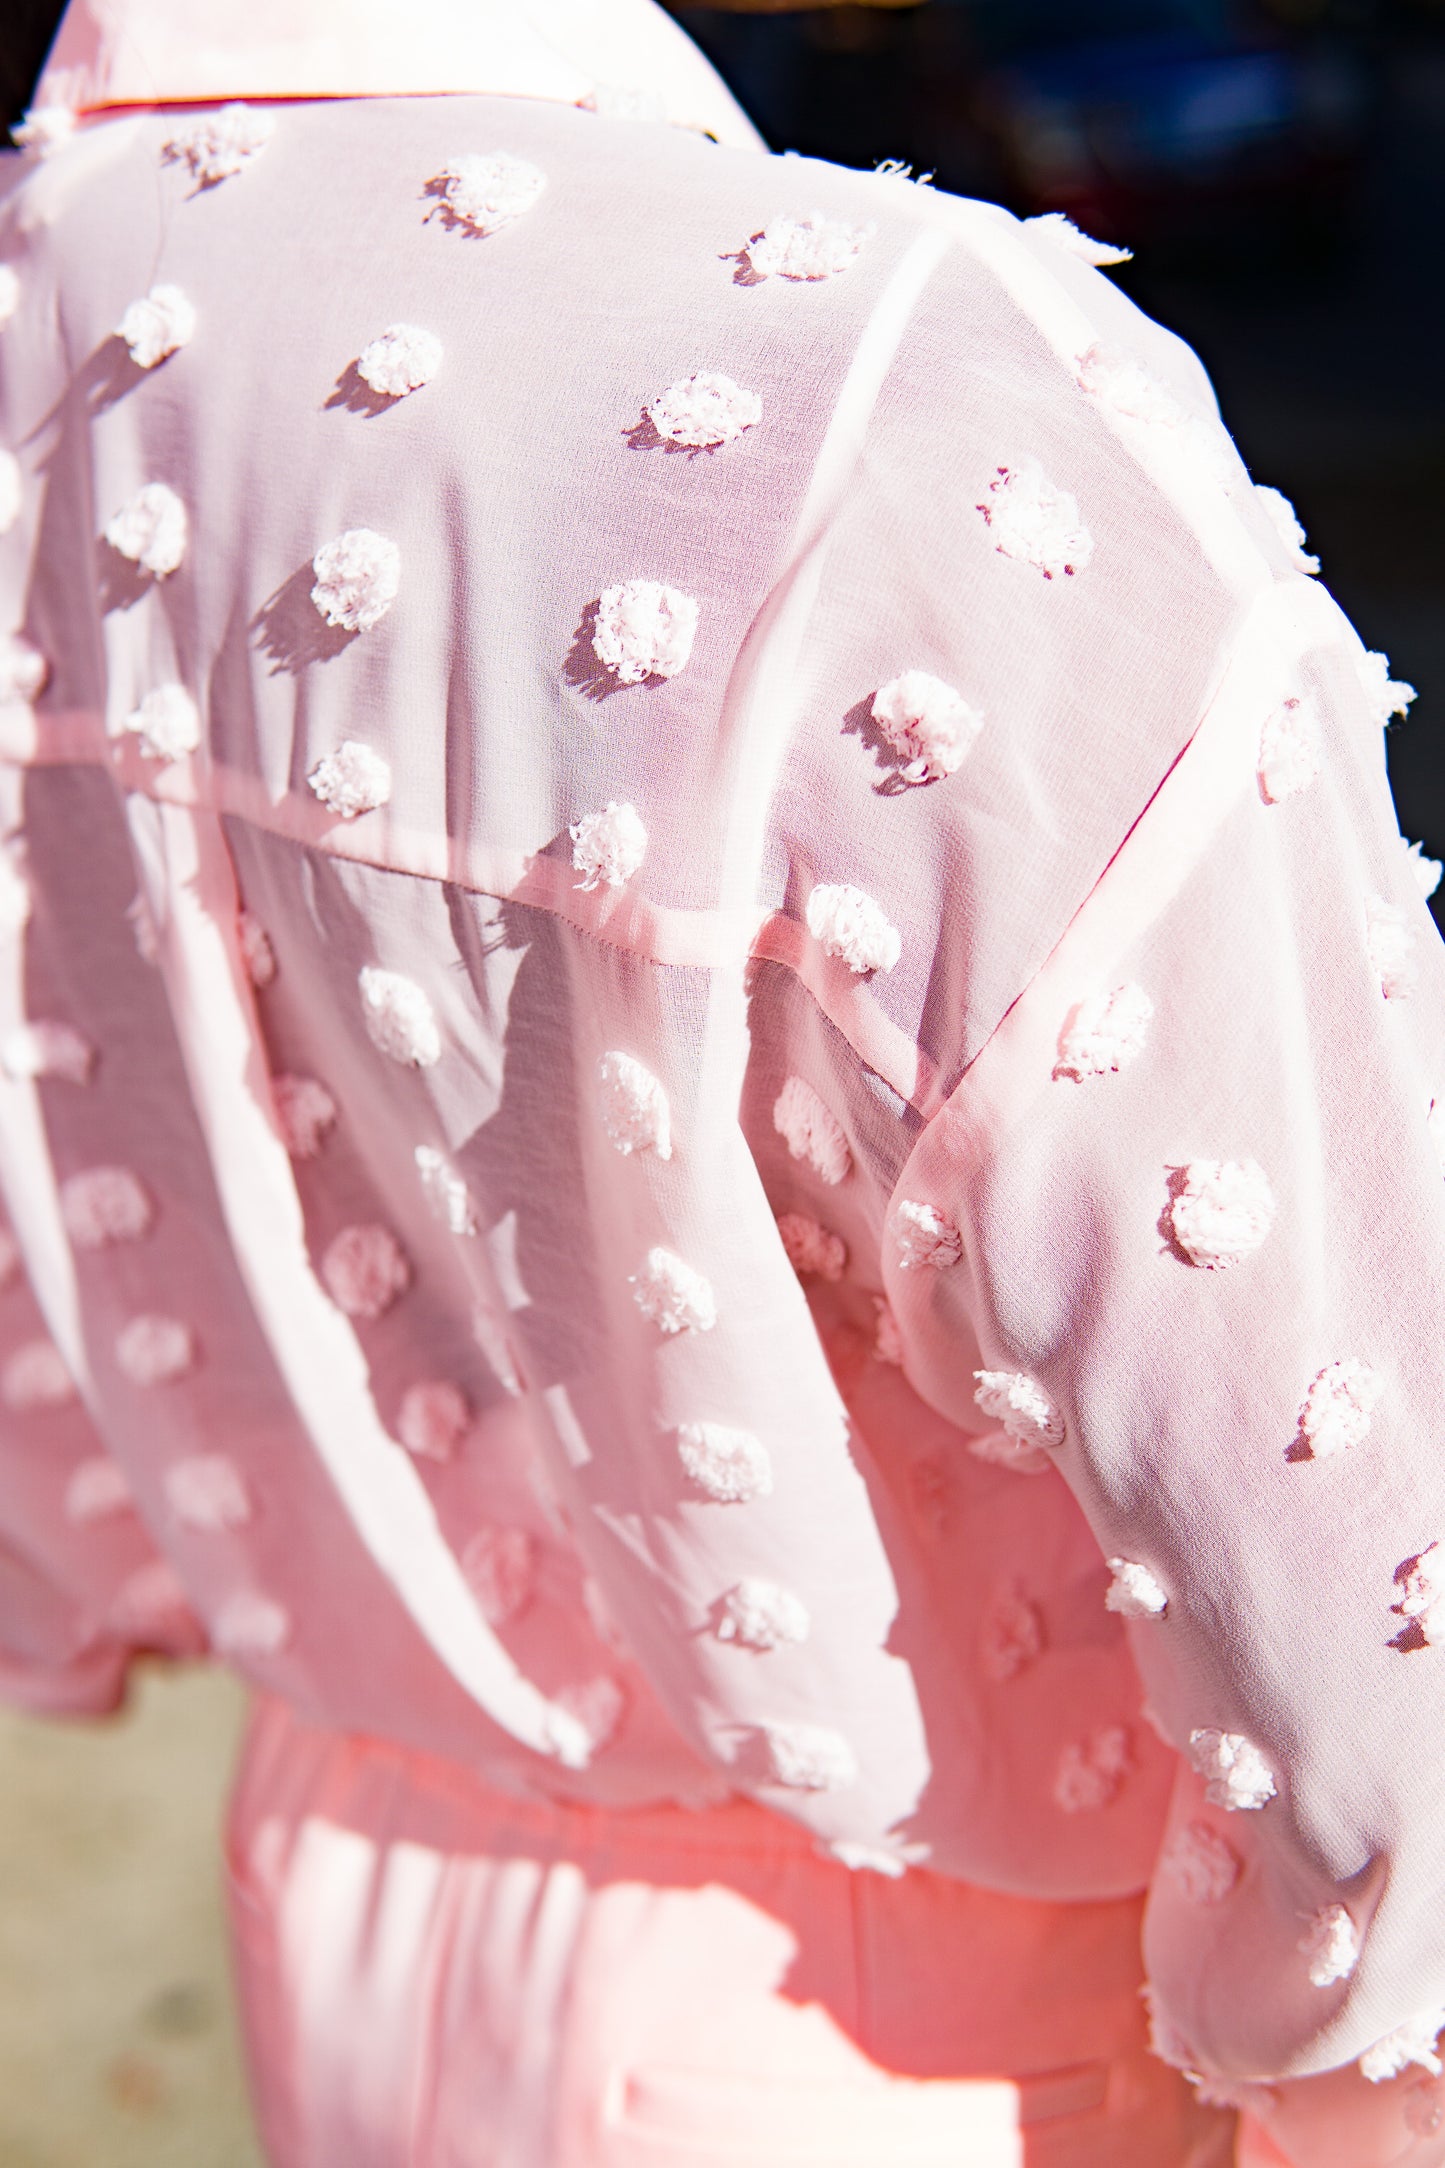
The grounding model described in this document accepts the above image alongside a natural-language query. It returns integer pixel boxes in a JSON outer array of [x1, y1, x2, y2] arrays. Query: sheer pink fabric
[[2, 20, 1444, 2164]]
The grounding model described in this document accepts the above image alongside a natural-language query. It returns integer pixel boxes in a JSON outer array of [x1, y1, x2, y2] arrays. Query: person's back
[[4, 8, 1445, 2165]]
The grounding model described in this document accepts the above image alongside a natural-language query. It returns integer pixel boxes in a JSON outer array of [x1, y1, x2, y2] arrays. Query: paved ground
[[0, 1661, 268, 2168]]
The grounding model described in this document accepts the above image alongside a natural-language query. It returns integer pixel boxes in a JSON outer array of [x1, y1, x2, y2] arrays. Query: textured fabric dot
[[553, 1675, 627, 1757], [592, 581, 698, 683], [980, 1583, 1044, 1681], [1360, 2008, 1445, 2085], [359, 966, 441, 1066], [108, 684, 201, 763], [64, 1456, 134, 1524], [772, 1076, 850, 1184], [677, 1421, 772, 1502], [892, 1200, 962, 1272], [1366, 892, 1416, 1000], [104, 483, 186, 576], [973, 1370, 1064, 1450], [61, 1166, 152, 1248], [0, 1021, 95, 1085], [631, 1247, 716, 1334], [1188, 1729, 1276, 1811], [777, 1211, 846, 1282], [1391, 1545, 1444, 1644], [743, 213, 868, 280], [1054, 982, 1153, 1082], [308, 740, 392, 817], [213, 1590, 291, 1657], [1255, 484, 1319, 575], [163, 103, 274, 184], [647, 372, 761, 447], [1054, 1726, 1132, 1812], [1359, 649, 1416, 729], [1301, 1904, 1359, 1988], [356, 323, 442, 397], [1075, 341, 1183, 425], [1106, 1558, 1168, 1619], [1170, 1160, 1275, 1269], [1023, 211, 1132, 264], [870, 670, 983, 784], [117, 284, 195, 368], [1163, 1821, 1240, 1905], [321, 1224, 411, 1320], [872, 1295, 903, 1366], [598, 1051, 672, 1158], [414, 1144, 478, 1234], [397, 1380, 469, 1461], [978, 461, 1093, 578], [763, 1721, 858, 1790], [0, 631, 48, 704], [716, 1578, 809, 1651], [109, 1559, 200, 1642], [1406, 840, 1442, 900], [1298, 1359, 1382, 1460], [1257, 695, 1322, 804], [2, 1337, 75, 1410], [273, 1074, 337, 1159], [163, 1454, 250, 1531], [311, 530, 400, 632], [116, 1314, 195, 1386], [238, 911, 276, 989], [968, 1428, 1052, 1477], [13, 106, 77, 158], [570, 801, 647, 892], [805, 883, 901, 974], [0, 451, 22, 538], [430, 152, 546, 234], [461, 1525, 536, 1626]]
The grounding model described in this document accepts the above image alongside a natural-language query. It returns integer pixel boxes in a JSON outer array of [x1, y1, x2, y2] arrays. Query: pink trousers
[[223, 1694, 1234, 2168]]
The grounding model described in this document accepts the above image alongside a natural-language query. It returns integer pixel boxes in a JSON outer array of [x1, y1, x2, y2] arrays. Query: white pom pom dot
[[571, 802, 647, 892], [117, 284, 196, 369], [311, 530, 400, 633], [359, 967, 441, 1066], [805, 882, 901, 975], [356, 323, 442, 398], [321, 1223, 411, 1320], [104, 483, 187, 577], [647, 372, 761, 448], [308, 740, 392, 818], [1170, 1160, 1275, 1270], [592, 581, 698, 684]]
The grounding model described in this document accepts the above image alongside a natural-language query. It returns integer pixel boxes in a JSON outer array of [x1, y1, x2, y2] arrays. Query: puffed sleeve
[[881, 561, 1445, 2146]]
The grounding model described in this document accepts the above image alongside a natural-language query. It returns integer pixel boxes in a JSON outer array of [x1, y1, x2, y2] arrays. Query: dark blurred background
[[667, 0, 1445, 912], [4, 0, 1442, 900]]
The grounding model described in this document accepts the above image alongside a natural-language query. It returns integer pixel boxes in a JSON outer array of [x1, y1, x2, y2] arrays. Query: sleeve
[[0, 1223, 205, 1716], [880, 564, 1445, 2152]]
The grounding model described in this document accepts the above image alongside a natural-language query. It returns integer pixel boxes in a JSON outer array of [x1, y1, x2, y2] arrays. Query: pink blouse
[[2, 11, 1443, 2131]]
